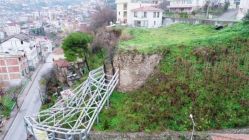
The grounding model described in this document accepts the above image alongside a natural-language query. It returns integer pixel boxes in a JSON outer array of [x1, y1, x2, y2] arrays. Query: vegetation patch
[[95, 23, 249, 132]]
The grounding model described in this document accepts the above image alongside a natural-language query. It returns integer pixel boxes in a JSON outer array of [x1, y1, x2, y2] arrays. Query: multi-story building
[[132, 6, 163, 28], [168, 0, 206, 13], [116, 0, 163, 28], [35, 37, 53, 59], [237, 0, 249, 19], [3, 23, 21, 36], [0, 34, 40, 70], [0, 53, 29, 85]]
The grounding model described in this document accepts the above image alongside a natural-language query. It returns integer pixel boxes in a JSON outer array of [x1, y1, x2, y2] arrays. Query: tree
[[90, 5, 116, 31], [62, 32, 93, 71], [92, 28, 121, 75], [159, 0, 170, 11]]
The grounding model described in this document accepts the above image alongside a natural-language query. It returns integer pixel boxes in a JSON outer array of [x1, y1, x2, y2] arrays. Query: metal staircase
[[24, 67, 119, 140]]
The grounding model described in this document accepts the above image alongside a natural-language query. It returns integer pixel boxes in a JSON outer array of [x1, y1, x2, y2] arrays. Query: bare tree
[[158, 0, 170, 11], [92, 28, 121, 75], [90, 5, 116, 31]]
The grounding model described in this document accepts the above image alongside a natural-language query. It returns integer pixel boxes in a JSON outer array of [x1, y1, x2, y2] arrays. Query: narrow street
[[3, 55, 53, 140]]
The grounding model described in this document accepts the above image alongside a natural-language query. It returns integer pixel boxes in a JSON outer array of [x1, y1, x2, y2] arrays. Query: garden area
[[0, 83, 24, 117], [94, 22, 249, 132]]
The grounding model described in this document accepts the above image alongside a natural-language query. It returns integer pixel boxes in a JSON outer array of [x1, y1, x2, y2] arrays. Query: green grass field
[[118, 23, 243, 53]]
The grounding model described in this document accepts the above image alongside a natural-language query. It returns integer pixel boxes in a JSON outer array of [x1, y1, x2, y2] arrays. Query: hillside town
[[0, 0, 249, 140]]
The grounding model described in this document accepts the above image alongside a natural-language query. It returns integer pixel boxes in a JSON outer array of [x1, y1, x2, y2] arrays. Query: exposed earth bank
[[113, 51, 163, 92]]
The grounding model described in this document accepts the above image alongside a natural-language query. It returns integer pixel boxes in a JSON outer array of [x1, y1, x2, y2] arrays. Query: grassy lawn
[[95, 23, 249, 132], [119, 24, 216, 53], [118, 23, 243, 54]]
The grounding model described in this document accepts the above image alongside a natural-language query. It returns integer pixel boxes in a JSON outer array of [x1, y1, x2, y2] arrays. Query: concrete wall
[[163, 17, 238, 27], [89, 131, 211, 140]]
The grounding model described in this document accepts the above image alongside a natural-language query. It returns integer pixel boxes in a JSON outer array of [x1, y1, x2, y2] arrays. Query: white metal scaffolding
[[24, 67, 119, 140]]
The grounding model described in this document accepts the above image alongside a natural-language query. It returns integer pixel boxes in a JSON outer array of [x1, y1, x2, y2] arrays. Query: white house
[[0, 34, 40, 70], [237, 0, 249, 19], [131, 6, 163, 28], [35, 37, 53, 57], [168, 0, 206, 13], [3, 23, 21, 36], [116, 0, 163, 28]]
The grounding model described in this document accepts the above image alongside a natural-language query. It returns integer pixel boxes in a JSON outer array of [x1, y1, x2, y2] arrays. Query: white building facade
[[0, 35, 40, 70], [168, 0, 206, 13], [132, 7, 163, 28], [4, 24, 21, 36], [116, 0, 163, 28]]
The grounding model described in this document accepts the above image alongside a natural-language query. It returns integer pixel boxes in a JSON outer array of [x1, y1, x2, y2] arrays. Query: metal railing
[[24, 66, 119, 140]]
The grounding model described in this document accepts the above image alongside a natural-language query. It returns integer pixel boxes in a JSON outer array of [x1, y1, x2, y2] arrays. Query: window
[[119, 12, 121, 15], [21, 40, 23, 44], [153, 12, 156, 18], [123, 3, 127, 10], [157, 12, 160, 18], [154, 21, 156, 25], [134, 12, 137, 17], [144, 12, 147, 18], [124, 11, 127, 17]]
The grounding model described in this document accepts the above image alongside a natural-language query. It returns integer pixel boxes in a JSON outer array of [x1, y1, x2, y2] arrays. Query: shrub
[[243, 12, 249, 25]]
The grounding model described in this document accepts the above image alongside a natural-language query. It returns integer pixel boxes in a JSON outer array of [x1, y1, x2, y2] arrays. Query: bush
[[179, 12, 189, 18]]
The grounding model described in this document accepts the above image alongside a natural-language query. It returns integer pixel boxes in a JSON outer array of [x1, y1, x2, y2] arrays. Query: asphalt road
[[4, 55, 53, 140]]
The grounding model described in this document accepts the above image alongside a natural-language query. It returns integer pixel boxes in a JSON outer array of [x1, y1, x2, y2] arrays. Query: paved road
[[4, 55, 53, 140]]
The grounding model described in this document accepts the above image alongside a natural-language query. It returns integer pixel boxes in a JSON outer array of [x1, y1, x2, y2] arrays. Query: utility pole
[[206, 0, 210, 19], [190, 114, 196, 140]]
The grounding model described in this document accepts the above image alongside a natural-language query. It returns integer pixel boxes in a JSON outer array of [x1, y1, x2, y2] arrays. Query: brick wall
[[0, 56, 25, 81]]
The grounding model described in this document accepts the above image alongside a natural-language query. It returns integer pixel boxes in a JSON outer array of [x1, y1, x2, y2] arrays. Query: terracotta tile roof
[[54, 59, 70, 68], [131, 6, 163, 12], [53, 47, 64, 55]]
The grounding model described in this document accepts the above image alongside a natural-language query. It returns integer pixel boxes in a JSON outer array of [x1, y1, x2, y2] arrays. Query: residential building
[[35, 37, 53, 59], [116, 0, 163, 28], [0, 53, 29, 85], [168, 0, 206, 13], [237, 0, 249, 19], [132, 6, 163, 28], [229, 0, 240, 9], [0, 34, 40, 70], [3, 23, 21, 36], [0, 31, 5, 41]]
